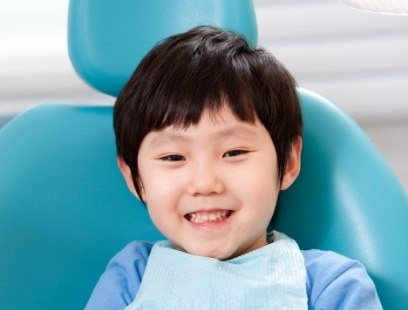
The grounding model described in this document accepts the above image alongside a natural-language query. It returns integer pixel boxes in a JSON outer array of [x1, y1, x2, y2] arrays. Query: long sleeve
[[85, 241, 154, 310], [303, 250, 382, 309]]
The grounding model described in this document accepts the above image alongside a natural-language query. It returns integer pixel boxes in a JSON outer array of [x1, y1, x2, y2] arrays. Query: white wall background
[[0, 0, 407, 189]]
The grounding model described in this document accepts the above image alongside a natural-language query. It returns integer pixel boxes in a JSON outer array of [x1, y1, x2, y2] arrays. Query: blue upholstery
[[0, 0, 407, 309], [0, 105, 160, 309]]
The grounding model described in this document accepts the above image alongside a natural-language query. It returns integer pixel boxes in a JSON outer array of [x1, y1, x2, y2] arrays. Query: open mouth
[[185, 210, 233, 224]]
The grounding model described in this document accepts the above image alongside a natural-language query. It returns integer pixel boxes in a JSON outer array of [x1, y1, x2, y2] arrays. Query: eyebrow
[[213, 126, 258, 140], [147, 125, 259, 149], [148, 132, 189, 149]]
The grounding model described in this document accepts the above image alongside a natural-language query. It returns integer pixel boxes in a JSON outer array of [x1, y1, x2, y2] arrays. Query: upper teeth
[[187, 210, 229, 224]]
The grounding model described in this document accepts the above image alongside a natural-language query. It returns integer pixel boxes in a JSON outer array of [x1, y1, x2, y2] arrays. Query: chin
[[204, 250, 239, 260], [187, 246, 233, 260]]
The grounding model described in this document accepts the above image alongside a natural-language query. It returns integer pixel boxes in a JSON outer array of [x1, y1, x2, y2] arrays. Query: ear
[[280, 137, 302, 190], [117, 157, 144, 200]]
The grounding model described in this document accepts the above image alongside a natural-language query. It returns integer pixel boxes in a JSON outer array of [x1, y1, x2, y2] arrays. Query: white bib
[[126, 231, 307, 310]]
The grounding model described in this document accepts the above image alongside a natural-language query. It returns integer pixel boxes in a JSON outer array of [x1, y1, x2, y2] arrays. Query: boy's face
[[120, 105, 301, 260]]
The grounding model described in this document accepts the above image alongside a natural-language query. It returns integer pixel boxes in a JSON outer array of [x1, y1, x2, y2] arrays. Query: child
[[86, 26, 382, 309]]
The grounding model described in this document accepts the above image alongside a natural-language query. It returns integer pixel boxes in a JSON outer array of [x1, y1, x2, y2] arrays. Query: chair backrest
[[274, 90, 408, 310], [0, 105, 160, 309], [68, 0, 257, 97], [1, 0, 407, 309]]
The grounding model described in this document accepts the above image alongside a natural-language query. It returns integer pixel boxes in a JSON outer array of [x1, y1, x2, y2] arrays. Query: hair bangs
[[144, 56, 258, 131]]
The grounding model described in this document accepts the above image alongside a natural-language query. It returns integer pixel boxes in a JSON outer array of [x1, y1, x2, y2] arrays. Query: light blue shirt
[[86, 241, 382, 309]]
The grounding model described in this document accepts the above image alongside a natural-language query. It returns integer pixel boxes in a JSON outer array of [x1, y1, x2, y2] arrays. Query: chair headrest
[[68, 0, 258, 97]]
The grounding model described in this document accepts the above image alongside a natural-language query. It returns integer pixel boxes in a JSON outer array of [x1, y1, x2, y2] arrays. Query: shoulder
[[301, 249, 382, 309], [85, 241, 154, 310], [106, 240, 154, 269], [302, 249, 361, 280]]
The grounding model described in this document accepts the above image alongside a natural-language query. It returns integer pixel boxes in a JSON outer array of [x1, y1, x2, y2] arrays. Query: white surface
[[2, 0, 408, 121], [341, 0, 408, 14]]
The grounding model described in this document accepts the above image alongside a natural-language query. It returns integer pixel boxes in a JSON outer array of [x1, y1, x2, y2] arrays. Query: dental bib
[[125, 231, 307, 310]]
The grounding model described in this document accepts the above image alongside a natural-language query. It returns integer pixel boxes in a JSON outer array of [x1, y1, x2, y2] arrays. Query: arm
[[85, 241, 153, 310], [303, 250, 383, 309]]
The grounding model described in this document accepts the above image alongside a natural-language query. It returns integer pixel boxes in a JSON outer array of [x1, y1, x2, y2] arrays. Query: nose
[[187, 162, 225, 196]]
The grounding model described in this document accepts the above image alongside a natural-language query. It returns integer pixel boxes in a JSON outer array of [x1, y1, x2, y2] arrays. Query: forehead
[[144, 107, 267, 148]]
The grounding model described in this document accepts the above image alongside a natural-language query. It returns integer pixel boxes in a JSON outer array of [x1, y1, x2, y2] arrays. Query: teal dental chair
[[0, 0, 407, 309]]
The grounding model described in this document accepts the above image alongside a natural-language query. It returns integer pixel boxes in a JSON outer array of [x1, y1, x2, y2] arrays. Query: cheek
[[246, 185, 279, 220], [140, 171, 186, 224], [238, 158, 280, 197], [139, 161, 183, 201], [143, 185, 181, 239], [236, 162, 280, 218], [142, 177, 180, 213]]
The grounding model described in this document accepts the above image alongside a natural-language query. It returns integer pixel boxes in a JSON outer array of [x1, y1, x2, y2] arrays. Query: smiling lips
[[185, 210, 232, 224]]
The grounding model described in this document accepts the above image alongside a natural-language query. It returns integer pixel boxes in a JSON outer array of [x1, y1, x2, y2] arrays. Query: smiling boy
[[122, 106, 302, 260], [86, 26, 382, 309]]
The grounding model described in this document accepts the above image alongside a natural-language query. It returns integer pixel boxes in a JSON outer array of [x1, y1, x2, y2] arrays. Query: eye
[[223, 149, 249, 158], [159, 154, 185, 162]]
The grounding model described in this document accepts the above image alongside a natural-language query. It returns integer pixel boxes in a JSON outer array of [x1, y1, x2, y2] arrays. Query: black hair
[[114, 26, 302, 200]]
